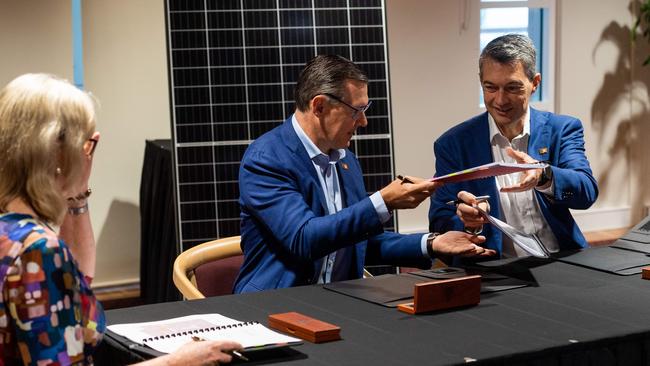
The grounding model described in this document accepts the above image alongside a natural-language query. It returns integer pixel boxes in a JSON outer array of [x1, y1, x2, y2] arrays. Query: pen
[[191, 336, 249, 362], [446, 195, 491, 206], [397, 175, 414, 184]]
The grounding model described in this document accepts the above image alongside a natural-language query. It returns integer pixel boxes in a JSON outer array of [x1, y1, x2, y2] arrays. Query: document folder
[[324, 268, 531, 307], [555, 246, 650, 275], [610, 214, 650, 253], [323, 274, 421, 307]]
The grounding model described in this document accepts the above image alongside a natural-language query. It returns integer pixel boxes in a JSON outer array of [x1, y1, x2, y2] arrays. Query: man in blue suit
[[429, 34, 598, 257], [234, 55, 494, 293]]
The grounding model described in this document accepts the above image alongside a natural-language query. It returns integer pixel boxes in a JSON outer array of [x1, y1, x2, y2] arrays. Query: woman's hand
[[134, 339, 244, 366]]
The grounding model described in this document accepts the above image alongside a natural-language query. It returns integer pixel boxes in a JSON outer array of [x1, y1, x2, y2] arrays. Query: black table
[[101, 259, 650, 365]]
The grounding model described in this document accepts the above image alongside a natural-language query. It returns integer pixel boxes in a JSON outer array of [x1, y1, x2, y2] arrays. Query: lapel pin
[[341, 162, 349, 170], [538, 147, 548, 155]]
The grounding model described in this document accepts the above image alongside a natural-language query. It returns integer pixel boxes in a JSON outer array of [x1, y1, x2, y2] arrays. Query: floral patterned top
[[0, 213, 105, 365]]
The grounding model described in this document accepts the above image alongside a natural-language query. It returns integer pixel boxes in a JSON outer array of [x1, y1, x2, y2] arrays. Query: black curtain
[[139, 140, 181, 304]]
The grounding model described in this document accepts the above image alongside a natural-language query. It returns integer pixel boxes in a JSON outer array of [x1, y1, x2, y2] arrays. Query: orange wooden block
[[642, 266, 650, 280], [268, 311, 341, 343], [397, 275, 481, 314]]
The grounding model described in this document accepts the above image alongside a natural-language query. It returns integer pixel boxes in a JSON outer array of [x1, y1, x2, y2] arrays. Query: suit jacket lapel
[[280, 119, 329, 213], [473, 112, 494, 167], [526, 108, 554, 234], [280, 119, 329, 280], [336, 156, 361, 208], [336, 155, 366, 278], [527, 108, 551, 162], [474, 113, 500, 218]]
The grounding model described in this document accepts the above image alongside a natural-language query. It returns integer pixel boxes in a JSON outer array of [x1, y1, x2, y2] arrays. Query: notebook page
[[108, 313, 301, 354]]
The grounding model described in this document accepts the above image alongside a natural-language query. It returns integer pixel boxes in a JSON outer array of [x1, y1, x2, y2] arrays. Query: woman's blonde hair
[[0, 73, 96, 224]]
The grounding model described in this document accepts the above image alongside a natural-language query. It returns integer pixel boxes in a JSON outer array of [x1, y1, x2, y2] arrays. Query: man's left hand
[[430, 231, 496, 257], [500, 147, 542, 193]]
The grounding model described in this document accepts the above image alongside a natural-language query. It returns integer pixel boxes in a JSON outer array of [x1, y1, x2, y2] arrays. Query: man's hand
[[500, 147, 542, 193], [455, 191, 490, 233], [430, 231, 496, 257], [380, 176, 441, 210]]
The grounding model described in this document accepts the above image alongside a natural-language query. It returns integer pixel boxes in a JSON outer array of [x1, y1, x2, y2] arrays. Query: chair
[[172, 236, 243, 300]]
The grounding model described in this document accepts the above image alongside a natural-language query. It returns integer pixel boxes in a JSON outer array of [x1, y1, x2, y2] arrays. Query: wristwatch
[[68, 203, 89, 216], [537, 165, 553, 187], [426, 233, 439, 258]]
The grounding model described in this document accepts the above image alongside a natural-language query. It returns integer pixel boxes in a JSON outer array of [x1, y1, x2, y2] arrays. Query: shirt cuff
[[370, 191, 392, 224], [535, 179, 555, 196], [420, 233, 431, 258]]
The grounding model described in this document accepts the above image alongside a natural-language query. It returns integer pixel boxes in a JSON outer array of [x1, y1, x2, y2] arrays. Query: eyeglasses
[[323, 93, 372, 121], [83, 137, 99, 156]]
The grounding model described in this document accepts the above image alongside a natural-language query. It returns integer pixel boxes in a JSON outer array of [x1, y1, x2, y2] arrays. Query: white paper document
[[433, 162, 548, 183], [477, 207, 550, 258], [108, 313, 301, 354]]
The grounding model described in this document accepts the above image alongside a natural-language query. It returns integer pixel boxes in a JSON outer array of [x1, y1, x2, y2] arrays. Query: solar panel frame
[[165, 0, 397, 252]]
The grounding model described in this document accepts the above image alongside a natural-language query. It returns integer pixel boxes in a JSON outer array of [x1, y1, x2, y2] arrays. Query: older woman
[[0, 74, 241, 365]]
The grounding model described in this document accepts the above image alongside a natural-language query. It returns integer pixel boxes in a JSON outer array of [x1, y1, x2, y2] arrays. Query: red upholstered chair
[[172, 236, 243, 299]]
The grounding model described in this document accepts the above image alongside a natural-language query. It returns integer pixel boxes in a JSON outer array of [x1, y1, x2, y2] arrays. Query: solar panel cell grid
[[166, 0, 395, 249]]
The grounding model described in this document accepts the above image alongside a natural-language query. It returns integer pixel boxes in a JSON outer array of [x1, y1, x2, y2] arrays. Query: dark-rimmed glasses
[[323, 93, 372, 121], [83, 137, 99, 156]]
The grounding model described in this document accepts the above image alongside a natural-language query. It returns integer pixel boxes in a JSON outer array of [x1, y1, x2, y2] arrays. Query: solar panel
[[166, 0, 396, 251]]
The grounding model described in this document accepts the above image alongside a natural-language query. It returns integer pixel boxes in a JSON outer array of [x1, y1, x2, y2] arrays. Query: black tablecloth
[[101, 259, 650, 365], [139, 139, 181, 304]]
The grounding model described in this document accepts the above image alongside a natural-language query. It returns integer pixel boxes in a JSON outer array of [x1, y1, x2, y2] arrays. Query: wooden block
[[268, 311, 341, 343], [642, 266, 650, 280], [397, 275, 481, 314]]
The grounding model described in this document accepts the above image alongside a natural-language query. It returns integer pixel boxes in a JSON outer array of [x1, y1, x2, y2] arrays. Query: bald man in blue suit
[[234, 55, 494, 293], [429, 34, 598, 257]]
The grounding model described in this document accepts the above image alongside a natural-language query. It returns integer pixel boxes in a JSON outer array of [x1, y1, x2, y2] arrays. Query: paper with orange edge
[[432, 162, 547, 184]]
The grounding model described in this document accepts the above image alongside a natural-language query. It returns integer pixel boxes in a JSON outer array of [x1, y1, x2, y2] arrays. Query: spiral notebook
[[107, 313, 302, 354]]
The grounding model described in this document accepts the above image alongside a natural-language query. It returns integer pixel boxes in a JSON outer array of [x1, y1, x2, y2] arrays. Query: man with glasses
[[428, 34, 598, 259], [234, 55, 494, 293]]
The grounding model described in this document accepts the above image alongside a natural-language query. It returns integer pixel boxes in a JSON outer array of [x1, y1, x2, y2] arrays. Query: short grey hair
[[294, 55, 368, 112], [479, 34, 537, 81]]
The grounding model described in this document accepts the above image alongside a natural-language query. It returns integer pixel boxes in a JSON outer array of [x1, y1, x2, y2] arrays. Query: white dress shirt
[[488, 108, 559, 257], [291, 115, 429, 282]]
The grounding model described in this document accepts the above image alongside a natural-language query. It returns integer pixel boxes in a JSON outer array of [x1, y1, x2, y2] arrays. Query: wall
[[0, 0, 170, 287], [0, 1, 72, 82], [386, 0, 483, 233], [387, 0, 649, 233], [0, 0, 646, 286], [83, 0, 171, 286], [558, 0, 650, 224]]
